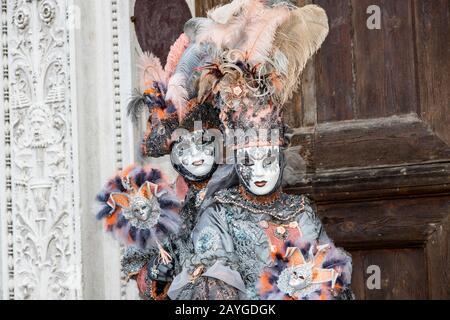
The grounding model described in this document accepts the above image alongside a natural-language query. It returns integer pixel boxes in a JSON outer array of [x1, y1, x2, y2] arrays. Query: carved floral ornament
[[6, 0, 80, 299], [12, 0, 56, 30], [39, 1, 56, 25], [13, 7, 29, 29]]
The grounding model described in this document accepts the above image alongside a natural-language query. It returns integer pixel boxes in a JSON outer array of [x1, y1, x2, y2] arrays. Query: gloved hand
[[147, 255, 175, 282]]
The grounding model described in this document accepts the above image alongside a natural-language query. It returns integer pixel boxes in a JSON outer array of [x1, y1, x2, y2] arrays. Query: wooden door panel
[[351, 248, 428, 300], [318, 196, 450, 249], [352, 0, 418, 118], [315, 0, 354, 122], [312, 115, 450, 171], [414, 0, 450, 147]]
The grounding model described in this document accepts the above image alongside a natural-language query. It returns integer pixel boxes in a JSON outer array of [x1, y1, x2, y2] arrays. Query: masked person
[[112, 28, 225, 299], [169, 106, 353, 300], [167, 0, 353, 300]]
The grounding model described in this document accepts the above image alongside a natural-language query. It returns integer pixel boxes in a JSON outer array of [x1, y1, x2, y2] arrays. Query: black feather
[[134, 169, 147, 187], [140, 229, 151, 248], [147, 168, 162, 183], [127, 89, 147, 122], [96, 191, 110, 203], [129, 226, 137, 242], [158, 198, 178, 210], [158, 223, 169, 235], [116, 215, 127, 229], [96, 206, 111, 220], [114, 176, 126, 192]]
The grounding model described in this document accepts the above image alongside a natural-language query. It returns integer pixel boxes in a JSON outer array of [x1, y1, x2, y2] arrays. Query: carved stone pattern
[[7, 0, 81, 299], [110, 0, 127, 299], [2, 0, 15, 301]]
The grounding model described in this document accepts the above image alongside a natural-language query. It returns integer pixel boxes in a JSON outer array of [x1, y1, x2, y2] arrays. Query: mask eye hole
[[203, 135, 215, 145], [263, 156, 276, 168], [175, 141, 190, 156], [243, 153, 254, 167]]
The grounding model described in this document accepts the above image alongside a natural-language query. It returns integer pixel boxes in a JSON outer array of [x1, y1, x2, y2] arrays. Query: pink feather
[[165, 73, 189, 119], [174, 175, 189, 203], [164, 33, 190, 78], [238, 5, 291, 64], [137, 52, 167, 90], [196, 0, 265, 50]]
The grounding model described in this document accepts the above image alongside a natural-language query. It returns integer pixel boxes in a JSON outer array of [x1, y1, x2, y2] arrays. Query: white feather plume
[[273, 4, 329, 104], [165, 73, 189, 117], [196, 0, 266, 50], [236, 4, 291, 64], [207, 0, 249, 24]]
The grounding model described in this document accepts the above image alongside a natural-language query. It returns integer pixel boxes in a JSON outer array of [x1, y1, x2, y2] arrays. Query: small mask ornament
[[108, 177, 165, 229], [171, 129, 216, 180], [235, 146, 281, 196], [276, 244, 339, 299], [106, 174, 174, 264]]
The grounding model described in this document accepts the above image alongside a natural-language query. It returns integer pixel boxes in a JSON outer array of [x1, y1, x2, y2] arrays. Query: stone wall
[[0, 0, 195, 300]]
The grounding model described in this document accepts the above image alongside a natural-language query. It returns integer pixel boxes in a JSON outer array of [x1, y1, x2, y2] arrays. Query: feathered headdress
[[128, 34, 190, 158], [129, 33, 222, 158], [130, 1, 328, 156], [177, 0, 329, 148], [96, 165, 183, 263], [183, 1, 329, 107]]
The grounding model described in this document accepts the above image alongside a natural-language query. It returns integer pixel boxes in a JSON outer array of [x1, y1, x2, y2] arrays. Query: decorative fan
[[259, 241, 352, 300], [96, 165, 183, 264]]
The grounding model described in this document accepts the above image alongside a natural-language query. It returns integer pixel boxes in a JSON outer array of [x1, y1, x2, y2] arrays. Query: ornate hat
[[126, 33, 189, 158], [179, 0, 330, 148], [128, 0, 329, 154], [128, 32, 223, 158]]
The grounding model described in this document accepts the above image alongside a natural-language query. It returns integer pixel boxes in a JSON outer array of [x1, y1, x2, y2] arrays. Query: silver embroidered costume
[[168, 187, 332, 300]]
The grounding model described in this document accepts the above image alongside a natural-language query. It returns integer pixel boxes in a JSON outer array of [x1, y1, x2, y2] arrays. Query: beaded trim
[[214, 187, 305, 222], [238, 185, 281, 205]]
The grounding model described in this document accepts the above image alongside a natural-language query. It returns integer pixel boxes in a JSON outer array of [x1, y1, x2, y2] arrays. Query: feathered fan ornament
[[258, 241, 352, 300], [96, 165, 182, 264]]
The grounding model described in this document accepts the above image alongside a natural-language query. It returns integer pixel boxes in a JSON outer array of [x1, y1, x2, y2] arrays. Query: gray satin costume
[[168, 187, 331, 300]]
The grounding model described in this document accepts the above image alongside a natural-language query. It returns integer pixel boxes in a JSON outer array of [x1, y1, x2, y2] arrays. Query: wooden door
[[197, 0, 450, 299]]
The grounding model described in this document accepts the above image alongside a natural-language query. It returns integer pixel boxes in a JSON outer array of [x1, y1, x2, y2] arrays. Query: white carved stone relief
[[4, 0, 81, 299], [0, 0, 198, 299]]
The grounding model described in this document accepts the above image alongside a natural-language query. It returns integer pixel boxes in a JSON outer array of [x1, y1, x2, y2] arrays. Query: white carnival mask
[[171, 130, 216, 178], [235, 146, 281, 196]]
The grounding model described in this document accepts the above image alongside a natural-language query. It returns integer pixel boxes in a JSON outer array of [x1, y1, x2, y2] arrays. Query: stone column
[[0, 0, 198, 300], [0, 0, 83, 300]]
